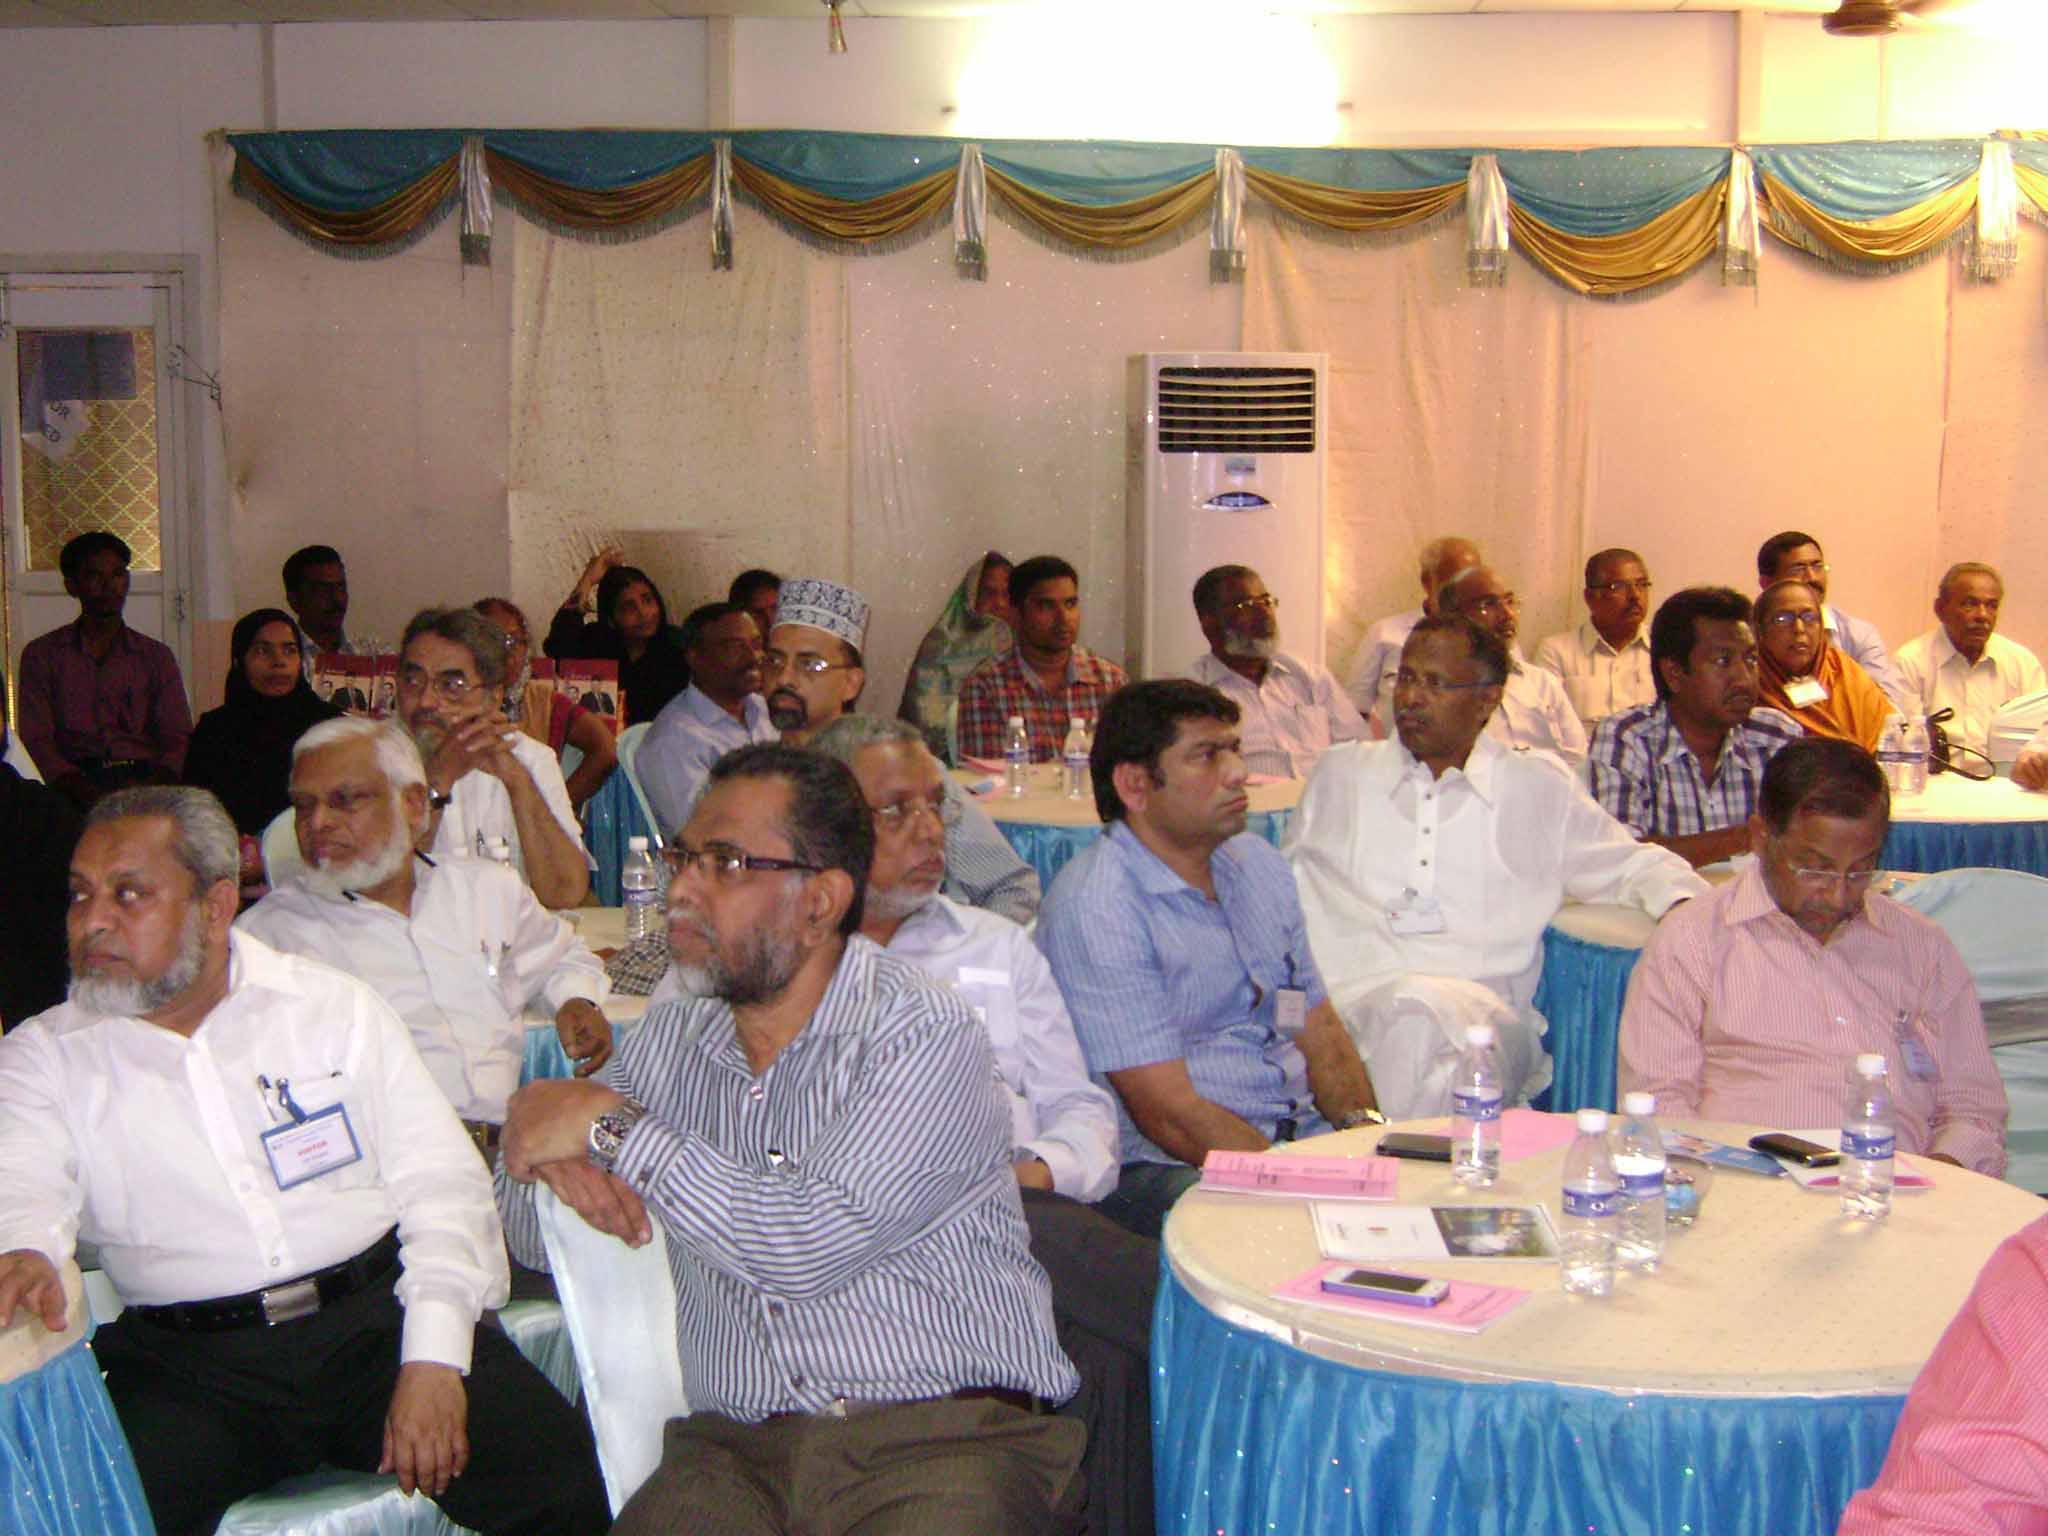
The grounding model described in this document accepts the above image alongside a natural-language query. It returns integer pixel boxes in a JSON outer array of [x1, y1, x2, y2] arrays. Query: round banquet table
[[954, 764, 1304, 889], [523, 907, 648, 1082], [1533, 902, 1658, 1115], [1882, 772, 2048, 875], [1154, 1119, 2046, 1536]]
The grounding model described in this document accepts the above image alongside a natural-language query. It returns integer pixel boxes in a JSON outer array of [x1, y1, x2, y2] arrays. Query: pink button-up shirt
[[1838, 1213, 2048, 1534], [1618, 862, 2007, 1175]]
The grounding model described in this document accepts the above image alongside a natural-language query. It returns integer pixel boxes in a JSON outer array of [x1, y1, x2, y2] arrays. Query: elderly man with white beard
[[240, 716, 611, 1167], [1186, 564, 1365, 779], [0, 785, 611, 1536]]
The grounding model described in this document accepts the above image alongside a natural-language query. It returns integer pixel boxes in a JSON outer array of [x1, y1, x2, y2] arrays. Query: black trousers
[[1020, 1189, 1159, 1536], [93, 1264, 612, 1536]]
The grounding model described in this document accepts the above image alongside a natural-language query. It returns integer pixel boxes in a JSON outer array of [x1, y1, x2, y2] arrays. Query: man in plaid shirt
[[957, 556, 1128, 762], [1588, 586, 1803, 867]]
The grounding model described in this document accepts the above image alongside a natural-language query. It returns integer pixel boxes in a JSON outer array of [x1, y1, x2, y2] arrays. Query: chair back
[[1890, 867, 2048, 1046], [613, 723, 664, 845], [259, 807, 305, 888], [537, 1184, 688, 1515]]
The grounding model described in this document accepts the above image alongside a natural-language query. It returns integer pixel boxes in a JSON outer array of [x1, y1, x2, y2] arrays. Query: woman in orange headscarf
[[1754, 579, 1893, 750]]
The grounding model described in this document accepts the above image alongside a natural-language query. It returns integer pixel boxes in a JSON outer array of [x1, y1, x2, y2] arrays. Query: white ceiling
[[0, 0, 1865, 27]]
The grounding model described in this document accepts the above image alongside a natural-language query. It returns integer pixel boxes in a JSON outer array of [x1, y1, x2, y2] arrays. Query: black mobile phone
[[1748, 1132, 1841, 1168], [1377, 1132, 1453, 1163]]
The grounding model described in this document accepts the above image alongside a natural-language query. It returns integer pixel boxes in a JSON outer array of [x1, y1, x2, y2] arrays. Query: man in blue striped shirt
[[1038, 680, 1383, 1239], [499, 743, 1083, 1533]]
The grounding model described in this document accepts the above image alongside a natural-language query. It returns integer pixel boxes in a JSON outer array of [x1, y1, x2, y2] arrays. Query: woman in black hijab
[[183, 608, 341, 835]]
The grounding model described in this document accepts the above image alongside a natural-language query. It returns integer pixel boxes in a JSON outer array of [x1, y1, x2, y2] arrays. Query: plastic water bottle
[[1063, 717, 1092, 800], [1560, 1108, 1621, 1297], [1841, 1052, 1896, 1221], [1612, 1091, 1667, 1272], [1899, 715, 1930, 796], [1875, 713, 1912, 794], [622, 835, 663, 942], [1450, 1023, 1503, 1188], [1004, 715, 1031, 797]]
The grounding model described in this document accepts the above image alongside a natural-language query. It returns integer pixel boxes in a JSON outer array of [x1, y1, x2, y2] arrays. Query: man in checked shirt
[[499, 742, 1083, 1534], [1619, 736, 2006, 1174]]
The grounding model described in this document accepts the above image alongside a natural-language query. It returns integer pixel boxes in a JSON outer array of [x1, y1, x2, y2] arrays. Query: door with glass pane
[[1, 272, 191, 726]]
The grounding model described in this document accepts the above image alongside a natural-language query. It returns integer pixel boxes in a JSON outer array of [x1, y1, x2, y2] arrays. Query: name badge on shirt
[[262, 1105, 364, 1191], [1783, 677, 1830, 708], [1390, 898, 1447, 937], [1894, 1014, 1940, 1083], [1275, 987, 1308, 1037]]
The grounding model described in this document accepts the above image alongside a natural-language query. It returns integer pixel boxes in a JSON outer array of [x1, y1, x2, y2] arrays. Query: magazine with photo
[[1312, 1202, 1560, 1263]]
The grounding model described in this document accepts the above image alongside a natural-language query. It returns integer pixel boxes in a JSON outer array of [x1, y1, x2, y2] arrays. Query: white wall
[[0, 9, 2041, 665]]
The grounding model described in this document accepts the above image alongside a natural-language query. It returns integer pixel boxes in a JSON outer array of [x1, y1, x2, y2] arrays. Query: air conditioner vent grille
[[1155, 365, 1316, 454]]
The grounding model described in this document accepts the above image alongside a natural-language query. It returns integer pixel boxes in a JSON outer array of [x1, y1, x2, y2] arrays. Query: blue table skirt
[[1882, 819, 2048, 877], [1, 1338, 154, 1536], [995, 808, 1293, 891], [1532, 926, 1645, 1116], [1152, 1263, 1903, 1536]]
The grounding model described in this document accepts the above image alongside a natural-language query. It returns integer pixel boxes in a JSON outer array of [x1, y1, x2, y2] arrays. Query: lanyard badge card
[[258, 1075, 364, 1190], [1893, 1011, 1939, 1083]]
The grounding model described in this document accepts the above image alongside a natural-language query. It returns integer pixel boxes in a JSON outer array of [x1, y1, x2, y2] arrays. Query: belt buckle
[[260, 1278, 321, 1327]]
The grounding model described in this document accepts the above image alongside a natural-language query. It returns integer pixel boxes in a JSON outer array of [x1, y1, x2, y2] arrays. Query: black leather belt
[[773, 1385, 1052, 1423], [128, 1229, 400, 1333]]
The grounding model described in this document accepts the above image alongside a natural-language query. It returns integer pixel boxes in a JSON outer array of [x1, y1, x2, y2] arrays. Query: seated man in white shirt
[[397, 606, 592, 908], [1895, 561, 2046, 758], [1345, 535, 1482, 716], [814, 714, 1154, 1536], [1186, 564, 1364, 778], [639, 600, 778, 834], [1756, 530, 1913, 711], [0, 786, 608, 1536], [241, 718, 611, 1166], [1532, 547, 1657, 726], [1290, 616, 1707, 1119], [1429, 564, 1588, 761]]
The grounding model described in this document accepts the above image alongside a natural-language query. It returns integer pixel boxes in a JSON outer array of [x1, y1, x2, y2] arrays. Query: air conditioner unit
[[1125, 352, 1327, 681]]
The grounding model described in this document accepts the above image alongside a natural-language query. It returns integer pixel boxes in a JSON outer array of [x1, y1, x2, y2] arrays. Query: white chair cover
[[536, 1184, 687, 1516], [611, 723, 664, 846], [260, 806, 304, 888], [1888, 867, 2048, 1046]]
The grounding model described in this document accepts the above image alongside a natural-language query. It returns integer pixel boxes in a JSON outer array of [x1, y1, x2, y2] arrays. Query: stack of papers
[[1200, 1150, 1399, 1201]]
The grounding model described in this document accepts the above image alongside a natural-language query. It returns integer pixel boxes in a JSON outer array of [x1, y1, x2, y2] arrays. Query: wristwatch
[[427, 787, 453, 811], [1339, 1107, 1389, 1130], [587, 1099, 650, 1174]]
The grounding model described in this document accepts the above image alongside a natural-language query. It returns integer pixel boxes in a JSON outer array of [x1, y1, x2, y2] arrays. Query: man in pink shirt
[[1838, 1212, 2048, 1533], [1618, 736, 2006, 1174]]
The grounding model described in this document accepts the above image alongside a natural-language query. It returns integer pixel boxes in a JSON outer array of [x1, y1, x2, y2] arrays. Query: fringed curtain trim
[[1242, 166, 1464, 233], [1759, 171, 1979, 272], [984, 165, 1215, 252], [1509, 180, 1727, 297]]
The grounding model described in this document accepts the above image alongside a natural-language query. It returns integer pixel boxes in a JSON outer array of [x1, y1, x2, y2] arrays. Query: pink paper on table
[[1272, 1260, 1531, 1333], [962, 755, 1007, 774], [1201, 1149, 1398, 1200], [1494, 1108, 1583, 1162], [1243, 772, 1289, 786]]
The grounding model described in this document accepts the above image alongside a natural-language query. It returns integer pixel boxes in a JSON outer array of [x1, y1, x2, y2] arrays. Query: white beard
[[864, 880, 936, 924], [1221, 633, 1278, 662], [300, 826, 414, 899], [70, 904, 207, 1018]]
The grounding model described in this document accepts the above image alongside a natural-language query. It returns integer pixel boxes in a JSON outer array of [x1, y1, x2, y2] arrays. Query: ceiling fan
[[1822, 0, 1988, 36]]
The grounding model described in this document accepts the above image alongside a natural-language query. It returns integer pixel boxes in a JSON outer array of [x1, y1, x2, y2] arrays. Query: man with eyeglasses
[[1431, 564, 1588, 761], [497, 742, 1086, 1533], [1346, 536, 1483, 716], [1533, 548, 1658, 725], [767, 576, 1042, 924], [1895, 562, 2045, 758], [1756, 530, 1913, 711], [1040, 680, 1381, 1241], [1291, 616, 1704, 1120], [242, 718, 611, 1174], [1187, 564, 1364, 778], [1620, 737, 2006, 1174], [639, 601, 778, 835], [395, 607, 592, 909], [1588, 587, 1804, 868]]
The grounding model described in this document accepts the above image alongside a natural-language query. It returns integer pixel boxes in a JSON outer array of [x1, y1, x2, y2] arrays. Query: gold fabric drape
[[486, 149, 712, 231], [986, 166, 1215, 251], [233, 154, 460, 251], [1760, 172, 1978, 267], [1243, 166, 1464, 233], [1508, 181, 1727, 296], [2015, 163, 2048, 222], [733, 159, 956, 244]]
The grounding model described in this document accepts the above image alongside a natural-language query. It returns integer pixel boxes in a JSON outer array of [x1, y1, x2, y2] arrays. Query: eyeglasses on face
[[1593, 578, 1654, 599], [1465, 593, 1519, 619], [661, 841, 824, 883], [1222, 594, 1279, 617], [1764, 609, 1823, 630], [1779, 560, 1831, 579], [397, 664, 481, 701], [1393, 668, 1497, 698], [762, 651, 856, 678], [288, 787, 384, 818], [872, 793, 961, 832], [1784, 864, 1882, 893]]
